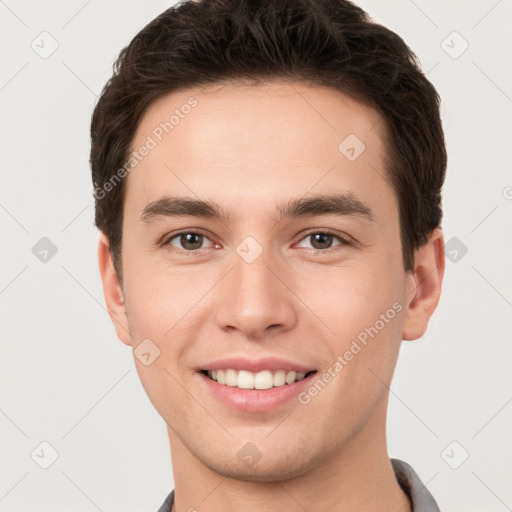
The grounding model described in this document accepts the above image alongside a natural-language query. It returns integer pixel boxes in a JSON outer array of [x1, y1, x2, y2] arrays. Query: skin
[[98, 80, 444, 512]]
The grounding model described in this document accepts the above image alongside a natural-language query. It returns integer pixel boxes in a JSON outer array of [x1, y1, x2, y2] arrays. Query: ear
[[402, 228, 445, 341], [97, 232, 132, 346]]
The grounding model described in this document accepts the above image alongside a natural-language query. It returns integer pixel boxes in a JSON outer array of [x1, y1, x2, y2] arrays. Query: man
[[91, 0, 446, 510]]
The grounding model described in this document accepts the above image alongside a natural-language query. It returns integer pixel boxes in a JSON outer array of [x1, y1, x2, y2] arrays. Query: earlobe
[[97, 233, 132, 346], [402, 228, 445, 341]]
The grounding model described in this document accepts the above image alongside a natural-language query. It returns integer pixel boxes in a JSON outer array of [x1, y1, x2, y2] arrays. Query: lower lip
[[197, 371, 317, 412]]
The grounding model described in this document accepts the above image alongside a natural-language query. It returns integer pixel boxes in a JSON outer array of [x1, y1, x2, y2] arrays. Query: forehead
[[125, 80, 395, 220]]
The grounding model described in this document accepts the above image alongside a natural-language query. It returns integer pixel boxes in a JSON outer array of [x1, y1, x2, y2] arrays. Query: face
[[99, 81, 442, 482]]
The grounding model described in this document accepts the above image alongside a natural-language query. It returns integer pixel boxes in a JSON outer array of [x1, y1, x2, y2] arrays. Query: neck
[[167, 395, 411, 512]]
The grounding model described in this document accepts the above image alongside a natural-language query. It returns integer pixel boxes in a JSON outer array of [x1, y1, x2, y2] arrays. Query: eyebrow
[[140, 193, 374, 223]]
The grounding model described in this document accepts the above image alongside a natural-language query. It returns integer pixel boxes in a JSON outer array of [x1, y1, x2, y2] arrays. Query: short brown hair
[[90, 0, 446, 277]]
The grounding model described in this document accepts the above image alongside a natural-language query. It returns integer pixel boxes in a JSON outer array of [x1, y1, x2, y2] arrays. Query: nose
[[214, 248, 298, 339]]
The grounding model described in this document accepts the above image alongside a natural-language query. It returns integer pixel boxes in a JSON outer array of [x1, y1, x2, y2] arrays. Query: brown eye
[[309, 233, 334, 250], [296, 231, 350, 251], [167, 232, 211, 251], [180, 233, 204, 250]]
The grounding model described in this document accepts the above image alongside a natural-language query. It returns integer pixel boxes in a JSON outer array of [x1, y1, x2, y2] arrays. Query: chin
[[209, 461, 311, 483], [200, 444, 319, 483]]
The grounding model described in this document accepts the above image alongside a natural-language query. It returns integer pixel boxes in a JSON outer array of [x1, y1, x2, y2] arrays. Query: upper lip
[[197, 356, 317, 373]]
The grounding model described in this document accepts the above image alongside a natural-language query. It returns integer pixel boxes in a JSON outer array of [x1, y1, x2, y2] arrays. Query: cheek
[[302, 259, 402, 331], [297, 256, 405, 394], [122, 253, 206, 336], [123, 262, 200, 419], [302, 264, 404, 411]]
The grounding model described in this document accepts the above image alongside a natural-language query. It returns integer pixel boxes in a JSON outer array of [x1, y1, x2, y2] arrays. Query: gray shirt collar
[[391, 458, 440, 511]]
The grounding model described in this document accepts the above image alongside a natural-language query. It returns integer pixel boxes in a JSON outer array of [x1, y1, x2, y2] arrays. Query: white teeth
[[237, 370, 254, 389], [206, 368, 311, 389], [225, 369, 238, 387], [285, 370, 297, 384], [254, 370, 273, 390], [273, 369, 286, 387]]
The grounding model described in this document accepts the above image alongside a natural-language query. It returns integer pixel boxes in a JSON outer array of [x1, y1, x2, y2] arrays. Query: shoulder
[[391, 458, 441, 512], [156, 489, 174, 512]]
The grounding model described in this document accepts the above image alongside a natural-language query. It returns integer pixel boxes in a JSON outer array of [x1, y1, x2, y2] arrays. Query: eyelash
[[161, 229, 353, 254]]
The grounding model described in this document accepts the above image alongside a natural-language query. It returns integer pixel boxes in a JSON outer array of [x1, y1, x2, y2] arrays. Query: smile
[[202, 368, 317, 390]]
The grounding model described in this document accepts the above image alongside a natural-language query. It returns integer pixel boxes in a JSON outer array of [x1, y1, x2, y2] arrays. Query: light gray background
[[1, 1, 511, 510]]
